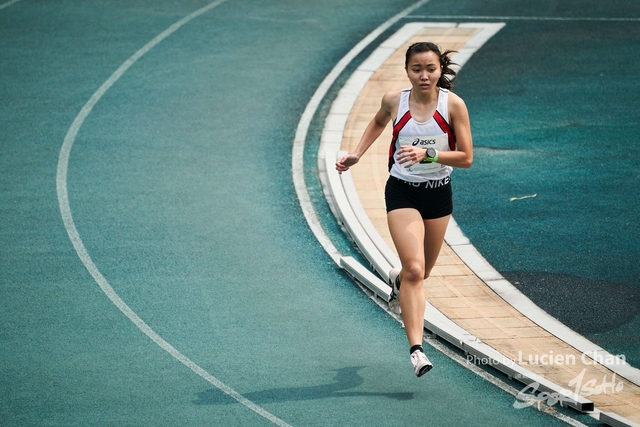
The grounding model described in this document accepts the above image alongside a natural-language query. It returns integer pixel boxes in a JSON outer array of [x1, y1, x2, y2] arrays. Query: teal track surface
[[1, 0, 637, 426]]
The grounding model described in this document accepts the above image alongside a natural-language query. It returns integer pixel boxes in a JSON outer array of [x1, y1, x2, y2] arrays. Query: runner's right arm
[[335, 91, 398, 173]]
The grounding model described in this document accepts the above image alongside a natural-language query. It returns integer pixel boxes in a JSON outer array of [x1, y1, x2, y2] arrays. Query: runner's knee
[[402, 262, 424, 284]]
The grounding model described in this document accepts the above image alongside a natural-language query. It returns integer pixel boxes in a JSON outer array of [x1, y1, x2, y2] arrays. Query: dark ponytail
[[404, 42, 458, 90]]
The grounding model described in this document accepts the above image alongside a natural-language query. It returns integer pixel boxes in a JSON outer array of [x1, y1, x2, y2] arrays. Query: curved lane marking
[[56, 2, 292, 426], [410, 14, 640, 22], [0, 0, 22, 10]]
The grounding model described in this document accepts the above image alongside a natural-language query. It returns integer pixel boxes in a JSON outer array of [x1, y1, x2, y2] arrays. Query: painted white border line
[[409, 14, 640, 22], [56, 2, 292, 426], [0, 0, 22, 10]]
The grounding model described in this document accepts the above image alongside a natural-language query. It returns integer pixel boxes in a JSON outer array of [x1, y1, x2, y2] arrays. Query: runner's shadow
[[193, 366, 414, 405]]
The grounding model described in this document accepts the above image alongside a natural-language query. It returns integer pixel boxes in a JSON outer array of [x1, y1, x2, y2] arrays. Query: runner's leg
[[422, 215, 451, 279], [387, 208, 426, 347]]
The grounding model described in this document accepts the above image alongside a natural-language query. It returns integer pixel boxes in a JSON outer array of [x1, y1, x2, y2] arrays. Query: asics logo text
[[412, 138, 436, 146]]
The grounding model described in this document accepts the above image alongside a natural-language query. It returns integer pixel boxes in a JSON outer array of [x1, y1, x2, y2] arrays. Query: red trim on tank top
[[388, 110, 412, 169], [433, 110, 456, 151]]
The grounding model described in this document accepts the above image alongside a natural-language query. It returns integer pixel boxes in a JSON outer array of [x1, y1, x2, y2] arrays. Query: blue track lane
[[2, 0, 634, 425]]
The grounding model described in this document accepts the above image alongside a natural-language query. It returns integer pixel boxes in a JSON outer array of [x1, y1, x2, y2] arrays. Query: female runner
[[336, 42, 473, 376]]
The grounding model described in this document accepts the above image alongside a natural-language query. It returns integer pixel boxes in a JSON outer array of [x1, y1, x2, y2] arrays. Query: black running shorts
[[385, 175, 453, 220]]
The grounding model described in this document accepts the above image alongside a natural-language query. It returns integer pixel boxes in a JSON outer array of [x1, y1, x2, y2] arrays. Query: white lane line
[[409, 14, 640, 22], [292, 0, 432, 264], [0, 0, 22, 10], [56, 2, 292, 426]]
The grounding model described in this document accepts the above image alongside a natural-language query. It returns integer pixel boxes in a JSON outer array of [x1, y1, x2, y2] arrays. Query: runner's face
[[406, 51, 442, 92]]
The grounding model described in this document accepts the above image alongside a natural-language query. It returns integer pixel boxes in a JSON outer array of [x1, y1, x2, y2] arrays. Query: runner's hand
[[397, 146, 426, 168], [335, 154, 360, 174]]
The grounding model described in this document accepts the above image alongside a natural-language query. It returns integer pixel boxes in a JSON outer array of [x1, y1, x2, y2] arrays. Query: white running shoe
[[389, 298, 402, 315], [411, 350, 433, 377], [388, 267, 401, 314]]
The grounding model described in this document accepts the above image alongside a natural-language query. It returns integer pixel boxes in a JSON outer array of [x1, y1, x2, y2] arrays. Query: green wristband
[[426, 148, 438, 163]]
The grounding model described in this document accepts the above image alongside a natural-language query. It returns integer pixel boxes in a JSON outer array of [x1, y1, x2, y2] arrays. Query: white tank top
[[388, 88, 456, 182]]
